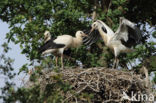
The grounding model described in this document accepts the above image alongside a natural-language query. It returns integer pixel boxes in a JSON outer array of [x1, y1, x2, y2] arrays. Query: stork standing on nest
[[83, 17, 142, 69], [39, 30, 87, 69]]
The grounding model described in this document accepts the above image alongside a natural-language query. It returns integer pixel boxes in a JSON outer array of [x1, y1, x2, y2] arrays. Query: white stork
[[83, 17, 142, 69], [39, 30, 87, 69]]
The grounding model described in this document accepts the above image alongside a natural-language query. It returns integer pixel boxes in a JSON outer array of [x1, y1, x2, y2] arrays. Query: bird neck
[[99, 21, 114, 35], [45, 36, 51, 43], [98, 27, 108, 45], [72, 36, 83, 48]]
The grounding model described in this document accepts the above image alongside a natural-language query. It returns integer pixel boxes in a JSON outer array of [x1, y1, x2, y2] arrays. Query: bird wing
[[38, 38, 65, 54], [114, 17, 142, 48], [83, 29, 102, 46]]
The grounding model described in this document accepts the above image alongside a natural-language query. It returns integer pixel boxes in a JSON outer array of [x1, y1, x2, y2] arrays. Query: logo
[[121, 91, 154, 102]]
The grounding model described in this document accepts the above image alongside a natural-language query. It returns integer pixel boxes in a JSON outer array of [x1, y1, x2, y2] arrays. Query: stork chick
[[39, 30, 87, 69], [83, 17, 142, 69]]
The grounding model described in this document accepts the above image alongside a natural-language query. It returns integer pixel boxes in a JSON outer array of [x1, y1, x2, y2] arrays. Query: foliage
[[0, 42, 15, 79], [0, 0, 155, 102], [153, 72, 156, 84], [0, 43, 16, 101]]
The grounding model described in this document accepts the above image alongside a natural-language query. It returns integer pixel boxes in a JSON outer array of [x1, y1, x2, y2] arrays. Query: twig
[[26, 67, 149, 103]]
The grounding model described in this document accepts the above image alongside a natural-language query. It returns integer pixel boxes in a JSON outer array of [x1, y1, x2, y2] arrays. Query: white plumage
[[83, 17, 142, 69], [39, 30, 87, 69]]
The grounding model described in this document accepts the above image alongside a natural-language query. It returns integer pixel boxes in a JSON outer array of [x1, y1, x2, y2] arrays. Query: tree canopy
[[0, 0, 155, 102]]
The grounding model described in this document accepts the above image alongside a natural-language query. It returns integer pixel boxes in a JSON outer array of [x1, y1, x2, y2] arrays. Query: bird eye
[[93, 24, 96, 27]]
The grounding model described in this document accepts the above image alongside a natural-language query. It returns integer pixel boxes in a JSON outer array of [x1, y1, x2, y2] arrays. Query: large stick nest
[[27, 67, 151, 103]]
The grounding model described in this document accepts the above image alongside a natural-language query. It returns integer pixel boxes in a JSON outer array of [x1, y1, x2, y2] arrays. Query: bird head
[[76, 31, 88, 38], [91, 22, 99, 30], [44, 30, 51, 42], [90, 20, 104, 34], [90, 20, 108, 35]]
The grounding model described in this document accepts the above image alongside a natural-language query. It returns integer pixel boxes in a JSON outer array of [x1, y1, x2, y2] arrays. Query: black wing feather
[[122, 25, 142, 48], [116, 17, 142, 48], [38, 39, 65, 54], [83, 29, 101, 46]]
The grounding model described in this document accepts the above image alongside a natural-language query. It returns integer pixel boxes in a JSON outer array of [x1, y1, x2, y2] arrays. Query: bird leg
[[61, 54, 64, 69], [116, 58, 119, 69], [112, 57, 117, 69], [112, 57, 119, 69], [55, 56, 58, 67]]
